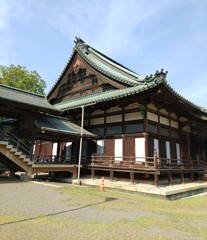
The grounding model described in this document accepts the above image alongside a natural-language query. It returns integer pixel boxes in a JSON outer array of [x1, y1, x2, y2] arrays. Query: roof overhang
[[35, 113, 96, 139], [0, 84, 61, 118]]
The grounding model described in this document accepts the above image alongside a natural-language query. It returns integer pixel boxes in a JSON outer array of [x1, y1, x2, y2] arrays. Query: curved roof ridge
[[146, 69, 207, 114], [47, 37, 146, 97], [74, 38, 145, 86], [88, 47, 143, 79], [76, 46, 138, 86], [163, 78, 207, 113]]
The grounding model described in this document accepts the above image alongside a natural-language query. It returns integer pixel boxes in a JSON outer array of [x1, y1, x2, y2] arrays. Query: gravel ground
[[0, 179, 206, 240], [0, 180, 160, 223]]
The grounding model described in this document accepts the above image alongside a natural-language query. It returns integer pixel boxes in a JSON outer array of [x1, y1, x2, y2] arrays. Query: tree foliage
[[0, 64, 46, 95]]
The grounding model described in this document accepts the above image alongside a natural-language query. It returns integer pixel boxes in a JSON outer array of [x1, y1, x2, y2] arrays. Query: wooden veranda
[[90, 152, 206, 186]]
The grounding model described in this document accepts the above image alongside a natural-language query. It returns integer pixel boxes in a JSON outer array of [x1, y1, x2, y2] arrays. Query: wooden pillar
[[26, 168, 32, 181], [91, 169, 95, 179], [154, 173, 159, 187], [154, 149, 158, 169], [187, 135, 191, 160], [168, 171, 172, 185], [190, 172, 194, 182], [130, 171, 134, 184], [180, 171, 184, 184], [154, 150, 159, 186], [144, 104, 148, 164], [9, 171, 16, 178], [110, 170, 114, 181], [29, 125, 36, 161]]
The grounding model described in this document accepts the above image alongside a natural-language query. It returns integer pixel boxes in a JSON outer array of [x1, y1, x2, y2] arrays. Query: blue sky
[[0, 0, 206, 106]]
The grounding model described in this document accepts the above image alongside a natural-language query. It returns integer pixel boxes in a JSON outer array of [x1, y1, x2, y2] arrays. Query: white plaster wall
[[171, 120, 179, 128], [125, 112, 143, 121], [160, 116, 169, 126], [90, 117, 104, 125], [106, 114, 122, 123], [147, 112, 158, 122]]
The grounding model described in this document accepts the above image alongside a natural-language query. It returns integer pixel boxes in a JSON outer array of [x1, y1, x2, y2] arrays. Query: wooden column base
[[168, 171, 172, 185], [110, 170, 114, 181], [154, 173, 159, 187], [91, 169, 95, 179], [130, 171, 134, 184]]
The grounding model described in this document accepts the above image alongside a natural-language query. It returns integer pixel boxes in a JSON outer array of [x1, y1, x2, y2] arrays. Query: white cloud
[[0, 0, 32, 64], [45, 0, 175, 59], [93, 0, 175, 56], [46, 0, 106, 42]]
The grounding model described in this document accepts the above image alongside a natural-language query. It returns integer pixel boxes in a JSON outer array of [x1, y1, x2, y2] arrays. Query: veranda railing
[[91, 153, 206, 171]]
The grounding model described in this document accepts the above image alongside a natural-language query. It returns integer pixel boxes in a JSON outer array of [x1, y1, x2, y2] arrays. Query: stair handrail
[[0, 130, 30, 157]]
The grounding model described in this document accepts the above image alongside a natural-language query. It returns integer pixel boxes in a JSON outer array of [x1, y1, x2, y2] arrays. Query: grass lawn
[[0, 184, 207, 240]]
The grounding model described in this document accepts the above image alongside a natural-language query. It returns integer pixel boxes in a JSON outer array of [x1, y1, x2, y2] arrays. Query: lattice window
[[148, 124, 158, 134], [171, 130, 179, 139], [106, 125, 122, 135], [89, 127, 104, 136], [160, 127, 169, 137], [125, 123, 144, 134]]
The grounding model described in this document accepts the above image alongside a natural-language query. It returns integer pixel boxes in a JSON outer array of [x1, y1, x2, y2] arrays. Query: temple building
[[0, 37, 207, 185]]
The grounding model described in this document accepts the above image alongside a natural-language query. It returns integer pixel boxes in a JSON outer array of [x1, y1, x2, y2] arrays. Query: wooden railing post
[[154, 150, 159, 187], [154, 149, 158, 170]]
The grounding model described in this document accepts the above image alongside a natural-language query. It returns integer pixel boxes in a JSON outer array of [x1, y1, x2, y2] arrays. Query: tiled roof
[[0, 84, 60, 112], [54, 68, 207, 117], [75, 38, 145, 86], [54, 75, 163, 110], [35, 113, 96, 137], [47, 37, 146, 97], [48, 38, 207, 116], [162, 79, 207, 114]]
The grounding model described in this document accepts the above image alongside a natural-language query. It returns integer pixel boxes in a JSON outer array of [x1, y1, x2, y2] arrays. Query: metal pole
[[77, 106, 84, 184]]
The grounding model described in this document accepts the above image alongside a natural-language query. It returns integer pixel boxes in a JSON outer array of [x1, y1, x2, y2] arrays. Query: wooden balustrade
[[91, 153, 206, 171], [32, 152, 206, 173], [33, 155, 77, 164]]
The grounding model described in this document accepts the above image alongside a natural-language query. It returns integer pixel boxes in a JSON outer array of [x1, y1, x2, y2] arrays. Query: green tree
[[0, 64, 46, 95]]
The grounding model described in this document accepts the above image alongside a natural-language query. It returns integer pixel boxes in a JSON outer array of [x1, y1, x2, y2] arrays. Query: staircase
[[0, 131, 78, 180], [0, 131, 33, 179], [0, 141, 33, 179]]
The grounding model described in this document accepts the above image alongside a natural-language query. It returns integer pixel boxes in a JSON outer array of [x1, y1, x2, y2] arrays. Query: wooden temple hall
[[0, 37, 207, 186]]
